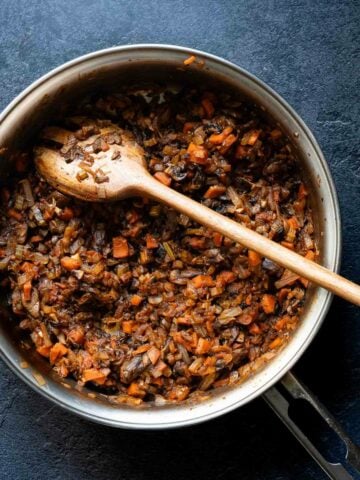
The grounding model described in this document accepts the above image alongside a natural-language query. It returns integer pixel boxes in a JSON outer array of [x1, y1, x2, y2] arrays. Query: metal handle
[[263, 371, 360, 480]]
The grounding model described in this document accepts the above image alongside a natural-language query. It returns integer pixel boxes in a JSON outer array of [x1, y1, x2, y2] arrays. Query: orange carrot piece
[[246, 129, 261, 145], [195, 338, 212, 355], [201, 98, 215, 118], [187, 142, 208, 164], [112, 236, 129, 258], [23, 280, 32, 302], [127, 382, 146, 398], [122, 320, 135, 334], [203, 185, 227, 199], [36, 345, 51, 358], [248, 250, 261, 267], [208, 126, 233, 145], [146, 233, 159, 249], [183, 55, 196, 65], [68, 326, 85, 345], [49, 343, 68, 365], [154, 171, 172, 186], [261, 294, 277, 314], [287, 216, 300, 229], [83, 368, 107, 385], [269, 337, 283, 349], [281, 241, 295, 250], [219, 133, 238, 154], [60, 255, 82, 271], [192, 274, 214, 288], [7, 208, 23, 221], [305, 250, 315, 261], [168, 385, 190, 401], [130, 294, 143, 306], [187, 237, 206, 249], [58, 207, 74, 221], [249, 323, 261, 335], [274, 316, 289, 331], [216, 270, 236, 286], [213, 232, 223, 247]]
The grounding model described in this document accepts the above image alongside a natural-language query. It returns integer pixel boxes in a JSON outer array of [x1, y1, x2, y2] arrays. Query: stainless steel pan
[[0, 45, 358, 479]]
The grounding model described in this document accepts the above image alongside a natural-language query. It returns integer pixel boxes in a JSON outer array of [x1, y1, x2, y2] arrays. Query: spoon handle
[[138, 175, 360, 307]]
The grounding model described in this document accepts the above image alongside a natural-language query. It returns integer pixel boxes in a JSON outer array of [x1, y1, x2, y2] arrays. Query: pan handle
[[263, 371, 360, 480]]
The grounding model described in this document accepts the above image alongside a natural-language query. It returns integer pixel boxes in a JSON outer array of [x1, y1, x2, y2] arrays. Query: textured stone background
[[0, 1, 359, 479]]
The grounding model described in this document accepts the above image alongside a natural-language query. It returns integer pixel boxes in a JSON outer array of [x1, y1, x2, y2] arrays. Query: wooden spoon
[[34, 120, 360, 306]]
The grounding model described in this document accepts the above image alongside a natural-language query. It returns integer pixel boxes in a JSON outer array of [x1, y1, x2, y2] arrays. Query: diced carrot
[[249, 323, 261, 335], [43, 209, 54, 221], [122, 320, 135, 334], [127, 382, 146, 398], [58, 207, 74, 221], [49, 343, 68, 365], [168, 385, 190, 401], [82, 368, 107, 385], [60, 255, 82, 271], [213, 232, 223, 247], [7, 208, 22, 221], [245, 294, 252, 306], [278, 288, 291, 304], [195, 338, 212, 355], [287, 216, 300, 229], [203, 185, 227, 199], [242, 129, 261, 146], [154, 171, 172, 186], [201, 98, 215, 118], [270, 129, 282, 139], [183, 122, 196, 134], [183, 55, 196, 65], [219, 133, 238, 154], [216, 270, 236, 286], [36, 345, 51, 358], [147, 346, 161, 365], [192, 274, 214, 288], [112, 236, 129, 258], [132, 344, 151, 355], [187, 237, 206, 249], [269, 337, 283, 349], [298, 183, 308, 200], [187, 142, 208, 164], [261, 294, 277, 314], [68, 326, 85, 345], [248, 250, 261, 267], [208, 126, 233, 145], [130, 294, 143, 306], [281, 241, 295, 250], [305, 250, 315, 261], [23, 280, 32, 302], [29, 235, 43, 243], [274, 316, 289, 331], [146, 233, 159, 249]]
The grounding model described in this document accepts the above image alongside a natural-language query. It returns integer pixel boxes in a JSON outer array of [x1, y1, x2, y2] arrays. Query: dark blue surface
[[0, 1, 359, 479]]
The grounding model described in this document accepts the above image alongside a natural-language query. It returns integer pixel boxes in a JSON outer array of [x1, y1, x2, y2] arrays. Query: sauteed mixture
[[0, 88, 316, 404]]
